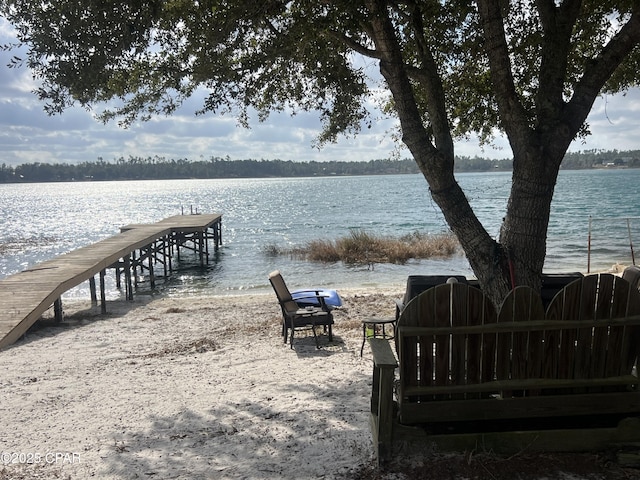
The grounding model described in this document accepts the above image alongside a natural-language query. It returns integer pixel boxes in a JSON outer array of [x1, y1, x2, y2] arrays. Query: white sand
[[0, 288, 401, 479]]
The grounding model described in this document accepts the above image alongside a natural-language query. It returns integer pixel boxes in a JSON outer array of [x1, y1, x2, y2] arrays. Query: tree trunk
[[499, 150, 562, 292]]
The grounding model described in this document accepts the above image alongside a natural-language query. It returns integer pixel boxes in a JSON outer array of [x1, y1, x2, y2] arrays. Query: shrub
[[269, 230, 460, 265]]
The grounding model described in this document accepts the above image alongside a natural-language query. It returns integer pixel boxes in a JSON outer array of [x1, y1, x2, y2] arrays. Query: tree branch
[[327, 30, 381, 59], [364, 0, 434, 155], [476, 0, 530, 143], [407, 2, 454, 156], [535, 0, 582, 124], [566, 6, 640, 133]]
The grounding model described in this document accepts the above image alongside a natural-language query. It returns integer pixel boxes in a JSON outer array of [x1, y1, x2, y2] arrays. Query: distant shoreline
[[1, 149, 639, 183], [1, 164, 638, 185]]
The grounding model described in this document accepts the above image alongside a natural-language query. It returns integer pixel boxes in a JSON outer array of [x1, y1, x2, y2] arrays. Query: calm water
[[1, 169, 639, 298]]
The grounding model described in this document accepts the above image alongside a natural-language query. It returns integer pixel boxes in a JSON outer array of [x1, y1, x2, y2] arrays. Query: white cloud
[[571, 90, 640, 152]]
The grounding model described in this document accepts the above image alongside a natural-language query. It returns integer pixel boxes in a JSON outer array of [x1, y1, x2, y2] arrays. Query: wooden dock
[[0, 214, 222, 349]]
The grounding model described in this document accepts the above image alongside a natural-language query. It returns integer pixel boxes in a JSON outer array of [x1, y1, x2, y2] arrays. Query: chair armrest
[[291, 289, 342, 311], [292, 293, 330, 311], [292, 293, 325, 300], [370, 338, 398, 369], [293, 289, 330, 297], [369, 338, 397, 465], [394, 298, 404, 321]]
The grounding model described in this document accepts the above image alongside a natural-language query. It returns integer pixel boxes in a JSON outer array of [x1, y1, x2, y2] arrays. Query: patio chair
[[268, 270, 334, 348]]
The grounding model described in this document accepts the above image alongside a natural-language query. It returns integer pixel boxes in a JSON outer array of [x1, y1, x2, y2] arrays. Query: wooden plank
[[608, 276, 640, 376], [573, 275, 598, 381], [417, 287, 433, 395], [541, 305, 561, 379], [369, 338, 396, 464], [510, 290, 530, 382], [0, 214, 222, 349], [398, 314, 640, 335], [593, 275, 619, 378], [464, 286, 481, 391], [495, 304, 512, 390], [557, 279, 582, 378], [400, 391, 640, 424], [433, 286, 451, 398], [449, 284, 467, 396], [370, 338, 398, 368], [398, 420, 640, 455], [608, 277, 631, 376], [401, 375, 639, 397], [480, 295, 497, 385], [397, 289, 421, 395], [463, 285, 495, 399]]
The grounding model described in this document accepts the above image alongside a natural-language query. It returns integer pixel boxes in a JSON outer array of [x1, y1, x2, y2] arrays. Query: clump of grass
[[270, 230, 459, 265], [295, 239, 342, 262], [398, 230, 460, 259], [262, 244, 284, 256]]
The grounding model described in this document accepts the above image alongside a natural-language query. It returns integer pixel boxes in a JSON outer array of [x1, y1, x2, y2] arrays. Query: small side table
[[361, 317, 397, 357]]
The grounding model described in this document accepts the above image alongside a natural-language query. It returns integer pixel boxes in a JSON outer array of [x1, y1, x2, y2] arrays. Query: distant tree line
[[561, 150, 640, 169], [0, 150, 638, 183], [0, 157, 419, 183]]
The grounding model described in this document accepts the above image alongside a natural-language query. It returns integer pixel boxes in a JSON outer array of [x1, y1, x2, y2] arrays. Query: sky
[[1, 19, 639, 167]]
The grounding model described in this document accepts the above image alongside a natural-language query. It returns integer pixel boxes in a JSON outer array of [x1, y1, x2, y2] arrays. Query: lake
[[1, 169, 638, 298]]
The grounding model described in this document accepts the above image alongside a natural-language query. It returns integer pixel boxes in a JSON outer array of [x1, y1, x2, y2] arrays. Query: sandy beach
[[0, 284, 637, 479], [0, 288, 400, 479]]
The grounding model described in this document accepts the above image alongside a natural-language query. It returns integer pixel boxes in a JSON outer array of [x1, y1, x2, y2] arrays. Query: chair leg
[[328, 324, 333, 342], [312, 325, 320, 349], [290, 327, 295, 348]]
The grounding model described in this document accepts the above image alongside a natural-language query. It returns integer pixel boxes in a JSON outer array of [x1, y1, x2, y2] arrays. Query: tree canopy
[[2, 0, 639, 306]]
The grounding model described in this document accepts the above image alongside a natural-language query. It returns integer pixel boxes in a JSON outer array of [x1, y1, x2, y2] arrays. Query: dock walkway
[[0, 214, 222, 349]]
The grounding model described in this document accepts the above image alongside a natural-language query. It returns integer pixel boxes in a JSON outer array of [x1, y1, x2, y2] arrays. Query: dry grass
[[268, 230, 460, 265], [139, 337, 219, 358]]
